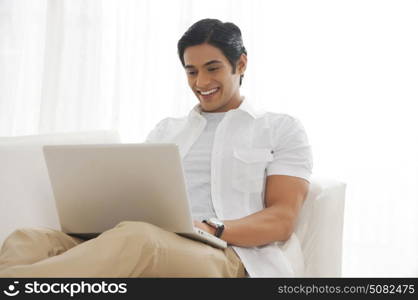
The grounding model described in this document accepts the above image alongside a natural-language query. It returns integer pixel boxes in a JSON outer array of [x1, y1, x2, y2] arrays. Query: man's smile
[[197, 87, 220, 101], [197, 87, 220, 95]]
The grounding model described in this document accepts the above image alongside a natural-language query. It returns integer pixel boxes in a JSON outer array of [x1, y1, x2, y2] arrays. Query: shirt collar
[[188, 96, 264, 119]]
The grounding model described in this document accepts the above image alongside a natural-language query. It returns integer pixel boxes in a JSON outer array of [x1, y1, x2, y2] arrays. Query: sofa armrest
[[295, 176, 346, 277]]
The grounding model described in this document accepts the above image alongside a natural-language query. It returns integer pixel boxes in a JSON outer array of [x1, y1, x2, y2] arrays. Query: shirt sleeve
[[144, 118, 168, 143], [266, 116, 313, 182]]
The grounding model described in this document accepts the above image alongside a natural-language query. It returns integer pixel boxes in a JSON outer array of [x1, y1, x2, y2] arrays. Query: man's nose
[[196, 71, 211, 88]]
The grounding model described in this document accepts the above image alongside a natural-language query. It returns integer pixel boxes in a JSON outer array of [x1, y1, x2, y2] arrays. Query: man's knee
[[0, 227, 69, 268], [5, 227, 52, 243], [106, 221, 163, 248], [2, 227, 77, 250], [115, 221, 161, 233]]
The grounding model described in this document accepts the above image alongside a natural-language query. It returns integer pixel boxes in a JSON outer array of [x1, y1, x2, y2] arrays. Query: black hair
[[177, 18, 247, 86]]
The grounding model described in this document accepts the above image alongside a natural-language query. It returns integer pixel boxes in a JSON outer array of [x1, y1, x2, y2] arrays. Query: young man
[[0, 19, 312, 278]]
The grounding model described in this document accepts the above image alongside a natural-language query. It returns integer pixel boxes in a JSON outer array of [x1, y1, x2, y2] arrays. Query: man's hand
[[193, 220, 216, 236]]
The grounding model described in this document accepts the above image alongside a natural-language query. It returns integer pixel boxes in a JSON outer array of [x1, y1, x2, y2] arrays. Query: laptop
[[42, 143, 227, 249]]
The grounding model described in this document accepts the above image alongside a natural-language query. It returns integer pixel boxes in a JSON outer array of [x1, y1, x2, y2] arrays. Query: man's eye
[[187, 71, 197, 75], [208, 67, 218, 72]]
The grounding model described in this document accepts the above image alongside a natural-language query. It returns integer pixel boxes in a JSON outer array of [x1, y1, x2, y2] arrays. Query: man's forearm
[[207, 206, 294, 248], [222, 207, 293, 247]]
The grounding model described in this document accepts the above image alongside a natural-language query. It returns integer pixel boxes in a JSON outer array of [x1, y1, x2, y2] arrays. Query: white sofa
[[0, 131, 346, 277]]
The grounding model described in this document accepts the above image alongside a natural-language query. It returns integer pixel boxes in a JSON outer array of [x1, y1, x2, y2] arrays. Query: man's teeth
[[200, 88, 218, 95]]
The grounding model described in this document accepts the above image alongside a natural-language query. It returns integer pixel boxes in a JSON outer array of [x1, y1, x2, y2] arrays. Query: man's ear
[[238, 53, 247, 74]]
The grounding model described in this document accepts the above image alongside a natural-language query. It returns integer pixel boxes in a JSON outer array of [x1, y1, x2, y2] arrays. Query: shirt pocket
[[232, 148, 274, 193]]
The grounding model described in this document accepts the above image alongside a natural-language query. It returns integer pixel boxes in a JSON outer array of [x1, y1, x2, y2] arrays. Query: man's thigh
[[114, 221, 245, 278]]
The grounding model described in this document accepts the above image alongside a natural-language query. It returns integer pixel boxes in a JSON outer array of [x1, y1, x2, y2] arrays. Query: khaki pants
[[0, 221, 246, 278]]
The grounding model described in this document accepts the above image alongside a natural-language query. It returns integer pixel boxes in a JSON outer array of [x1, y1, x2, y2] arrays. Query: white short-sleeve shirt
[[145, 98, 313, 277]]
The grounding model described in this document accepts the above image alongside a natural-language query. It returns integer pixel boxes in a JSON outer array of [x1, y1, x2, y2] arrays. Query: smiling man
[[0, 19, 312, 278], [182, 44, 245, 113], [146, 19, 313, 276]]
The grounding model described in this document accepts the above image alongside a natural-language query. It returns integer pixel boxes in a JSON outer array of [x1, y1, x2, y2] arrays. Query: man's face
[[183, 43, 246, 112]]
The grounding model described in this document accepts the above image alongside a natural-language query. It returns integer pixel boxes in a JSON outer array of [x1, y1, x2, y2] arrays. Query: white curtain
[[1, 0, 417, 276]]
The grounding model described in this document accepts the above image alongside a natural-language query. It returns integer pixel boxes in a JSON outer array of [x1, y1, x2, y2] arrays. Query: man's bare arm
[[195, 175, 309, 247]]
